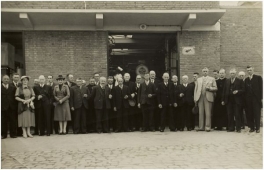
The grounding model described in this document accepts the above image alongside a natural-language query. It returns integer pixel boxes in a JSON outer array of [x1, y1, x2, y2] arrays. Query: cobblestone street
[[1, 127, 263, 169]]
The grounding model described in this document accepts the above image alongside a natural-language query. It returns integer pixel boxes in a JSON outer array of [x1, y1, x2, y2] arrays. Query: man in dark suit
[[10, 73, 22, 136], [178, 75, 195, 131], [149, 70, 160, 131], [113, 77, 131, 132], [157, 73, 173, 132], [87, 78, 96, 132], [222, 69, 245, 133], [47, 75, 59, 134], [123, 73, 137, 131], [94, 73, 100, 86], [90, 77, 112, 133], [1, 75, 17, 139], [33, 75, 53, 136], [138, 73, 157, 132], [238, 71, 247, 129], [65, 73, 77, 134], [169, 75, 180, 131], [70, 78, 90, 134], [107, 76, 115, 132], [190, 72, 199, 129], [244, 65, 263, 133], [134, 75, 142, 131]]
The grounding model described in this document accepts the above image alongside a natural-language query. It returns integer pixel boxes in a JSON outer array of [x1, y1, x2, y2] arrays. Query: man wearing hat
[[244, 65, 263, 133], [33, 75, 53, 136], [123, 73, 137, 131]]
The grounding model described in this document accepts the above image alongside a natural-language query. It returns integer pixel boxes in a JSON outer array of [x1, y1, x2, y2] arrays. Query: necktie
[[137, 84, 140, 88], [14, 83, 17, 88], [5, 84, 8, 89]]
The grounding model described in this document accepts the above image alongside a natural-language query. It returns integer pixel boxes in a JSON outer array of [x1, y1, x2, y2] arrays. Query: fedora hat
[[20, 75, 30, 81], [56, 75, 65, 80]]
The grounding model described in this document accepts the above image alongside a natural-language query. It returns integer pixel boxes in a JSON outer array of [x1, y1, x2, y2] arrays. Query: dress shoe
[[236, 130, 241, 133], [1, 136, 7, 139], [196, 129, 205, 132], [227, 130, 234, 132], [46, 134, 50, 136], [151, 129, 155, 132], [141, 129, 147, 132], [114, 130, 120, 133], [249, 129, 254, 132], [160, 130, 164, 132], [256, 130, 260, 133], [59, 132, 63, 135], [28, 134, 33, 138], [179, 129, 183, 131], [97, 131, 101, 134], [62, 132, 66, 135], [206, 130, 211, 132], [82, 132, 86, 134], [10, 135, 17, 138], [39, 133, 45, 136], [23, 134, 27, 138]]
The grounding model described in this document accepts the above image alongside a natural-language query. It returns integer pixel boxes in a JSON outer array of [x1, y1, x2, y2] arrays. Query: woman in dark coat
[[53, 75, 71, 134], [15, 76, 35, 138]]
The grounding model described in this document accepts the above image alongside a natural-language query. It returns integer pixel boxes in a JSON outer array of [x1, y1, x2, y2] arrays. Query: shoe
[[196, 129, 205, 132], [59, 132, 63, 135], [46, 134, 50, 136], [187, 128, 192, 131], [32, 132, 38, 136], [249, 129, 254, 132], [160, 130, 164, 132], [23, 134, 27, 138], [256, 130, 260, 133], [237, 130, 241, 133], [28, 134, 33, 138], [39, 133, 45, 136], [227, 130, 235, 132], [62, 132, 66, 135], [1, 136, 7, 139], [241, 126, 245, 129], [151, 129, 155, 132], [141, 129, 147, 132], [115, 130, 120, 133], [206, 130, 211, 132], [82, 132, 86, 134], [97, 131, 101, 134], [10, 135, 17, 138]]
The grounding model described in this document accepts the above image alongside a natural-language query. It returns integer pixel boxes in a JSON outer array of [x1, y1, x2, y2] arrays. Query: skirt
[[18, 108, 35, 127], [54, 100, 71, 121]]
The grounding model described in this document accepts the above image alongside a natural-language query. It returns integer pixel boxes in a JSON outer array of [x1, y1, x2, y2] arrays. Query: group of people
[[1, 65, 262, 139]]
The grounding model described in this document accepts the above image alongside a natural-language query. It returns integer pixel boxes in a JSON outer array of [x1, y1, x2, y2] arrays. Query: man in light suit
[[194, 67, 218, 132]]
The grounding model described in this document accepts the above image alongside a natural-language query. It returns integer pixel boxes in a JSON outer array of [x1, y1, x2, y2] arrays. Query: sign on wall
[[182, 46, 195, 55]]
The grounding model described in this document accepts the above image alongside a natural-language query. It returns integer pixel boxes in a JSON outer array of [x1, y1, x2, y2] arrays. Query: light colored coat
[[194, 76, 217, 102]]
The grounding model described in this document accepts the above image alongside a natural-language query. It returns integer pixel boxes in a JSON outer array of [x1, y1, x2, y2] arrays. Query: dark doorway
[[108, 33, 179, 82], [1, 32, 24, 77]]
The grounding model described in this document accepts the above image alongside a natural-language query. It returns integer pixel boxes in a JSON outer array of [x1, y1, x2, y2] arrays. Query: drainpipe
[[83, 1, 86, 9]]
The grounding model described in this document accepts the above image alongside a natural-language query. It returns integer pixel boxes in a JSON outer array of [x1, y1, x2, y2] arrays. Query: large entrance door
[[108, 33, 179, 82]]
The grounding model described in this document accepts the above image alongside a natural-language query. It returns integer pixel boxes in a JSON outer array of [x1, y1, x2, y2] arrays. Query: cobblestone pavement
[[1, 127, 263, 169]]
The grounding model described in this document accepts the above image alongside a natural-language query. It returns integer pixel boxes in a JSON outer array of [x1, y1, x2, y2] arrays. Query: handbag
[[192, 103, 199, 115]]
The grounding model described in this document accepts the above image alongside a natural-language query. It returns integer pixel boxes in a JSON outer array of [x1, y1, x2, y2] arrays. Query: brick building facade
[[1, 1, 262, 84]]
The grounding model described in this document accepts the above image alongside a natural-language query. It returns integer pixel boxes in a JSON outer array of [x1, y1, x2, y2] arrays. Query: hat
[[128, 99, 136, 107], [20, 76, 30, 81], [247, 65, 252, 69], [56, 75, 65, 80]]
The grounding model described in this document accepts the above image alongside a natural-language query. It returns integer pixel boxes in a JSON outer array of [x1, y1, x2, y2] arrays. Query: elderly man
[[107, 76, 115, 132], [178, 75, 195, 131], [138, 73, 157, 132], [244, 66, 263, 133], [123, 73, 137, 131], [135, 75, 142, 131], [112, 77, 131, 132], [194, 67, 217, 132], [238, 71, 247, 129], [213, 69, 228, 131], [34, 75, 53, 136], [90, 77, 112, 133], [34, 79, 39, 87], [70, 78, 90, 134], [222, 69, 245, 133], [1, 75, 17, 139], [170, 75, 180, 131], [157, 73, 173, 132], [149, 70, 160, 131], [86, 77, 96, 132]]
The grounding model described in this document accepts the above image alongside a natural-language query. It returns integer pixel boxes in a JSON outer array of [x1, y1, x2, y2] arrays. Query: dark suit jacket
[[10, 82, 22, 88], [47, 82, 56, 103], [70, 85, 90, 109], [135, 82, 141, 104], [64, 81, 77, 88], [170, 82, 180, 104], [157, 82, 173, 106], [138, 81, 156, 105], [112, 85, 131, 109], [178, 83, 195, 106], [1, 84, 16, 111], [90, 85, 111, 109], [33, 84, 53, 109], [222, 78, 245, 105], [245, 74, 263, 104]]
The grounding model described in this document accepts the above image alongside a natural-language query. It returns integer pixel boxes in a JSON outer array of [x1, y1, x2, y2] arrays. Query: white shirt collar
[[2, 83, 8, 88]]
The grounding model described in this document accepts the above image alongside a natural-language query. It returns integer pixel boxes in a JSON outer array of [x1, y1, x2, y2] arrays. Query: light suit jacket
[[194, 76, 217, 103]]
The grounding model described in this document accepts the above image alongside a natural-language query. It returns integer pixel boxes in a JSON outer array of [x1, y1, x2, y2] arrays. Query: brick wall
[[220, 7, 263, 76], [179, 31, 221, 80], [2, 1, 219, 9], [24, 31, 108, 85]]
